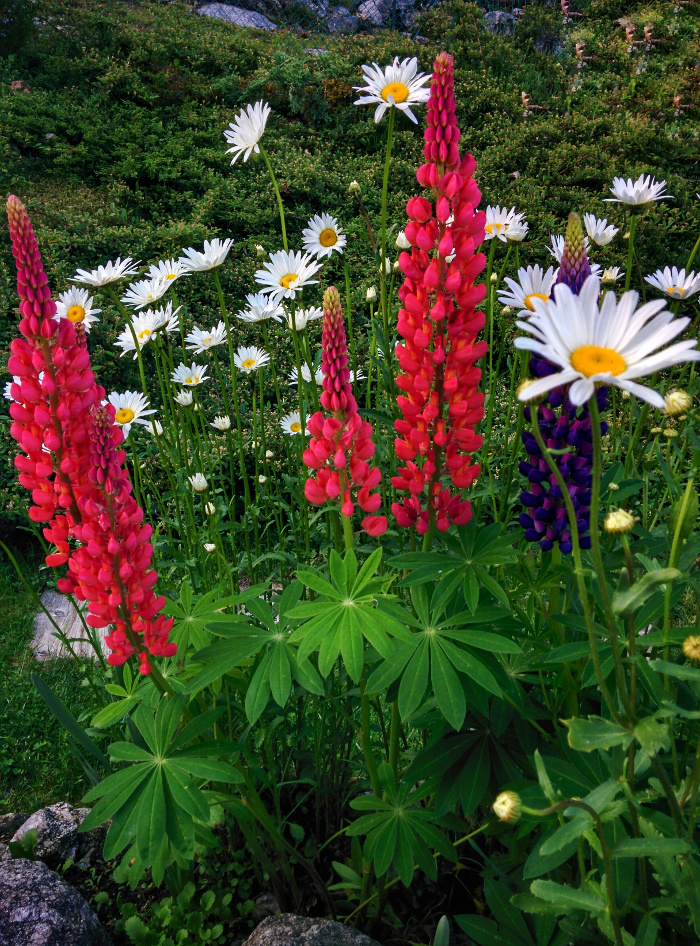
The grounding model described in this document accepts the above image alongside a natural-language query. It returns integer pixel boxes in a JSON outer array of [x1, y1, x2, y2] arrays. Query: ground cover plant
[[2, 1, 700, 944]]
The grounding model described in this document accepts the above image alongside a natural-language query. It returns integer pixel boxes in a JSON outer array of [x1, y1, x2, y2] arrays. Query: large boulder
[[0, 813, 28, 843], [242, 914, 383, 946], [196, 4, 277, 29], [0, 858, 111, 946], [11, 803, 90, 863]]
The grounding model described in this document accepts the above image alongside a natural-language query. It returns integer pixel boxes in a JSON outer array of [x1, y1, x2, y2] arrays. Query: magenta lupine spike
[[6, 195, 57, 340], [421, 51, 461, 175], [553, 212, 592, 296], [303, 287, 386, 537]]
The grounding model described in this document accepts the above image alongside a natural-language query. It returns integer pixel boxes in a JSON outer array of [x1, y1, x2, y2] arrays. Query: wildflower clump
[[5, 195, 174, 674], [303, 286, 387, 537], [392, 51, 487, 536]]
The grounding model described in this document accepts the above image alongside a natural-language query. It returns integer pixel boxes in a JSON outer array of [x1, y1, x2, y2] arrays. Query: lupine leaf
[[431, 640, 467, 731], [398, 640, 429, 722]]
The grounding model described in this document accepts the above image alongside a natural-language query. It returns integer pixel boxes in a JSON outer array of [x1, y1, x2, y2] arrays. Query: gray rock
[[356, 0, 389, 27], [327, 6, 357, 32], [0, 813, 28, 843], [0, 858, 111, 946], [196, 3, 277, 29], [11, 803, 90, 863], [483, 10, 515, 34], [0, 845, 10, 863], [33, 590, 106, 661], [242, 914, 383, 946]]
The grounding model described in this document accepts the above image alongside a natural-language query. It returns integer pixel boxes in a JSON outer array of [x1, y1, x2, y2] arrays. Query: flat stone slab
[[196, 3, 277, 29], [242, 915, 383, 946], [33, 590, 107, 661]]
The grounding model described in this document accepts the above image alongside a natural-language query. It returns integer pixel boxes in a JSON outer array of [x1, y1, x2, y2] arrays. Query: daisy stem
[[127, 434, 144, 509], [343, 260, 358, 383], [171, 288, 186, 358], [211, 349, 238, 498], [261, 322, 284, 412], [379, 107, 396, 400], [258, 368, 284, 546], [530, 404, 622, 724], [251, 384, 262, 560], [588, 394, 631, 716], [107, 287, 149, 399], [686, 230, 700, 271], [260, 144, 288, 253], [623, 213, 637, 292]]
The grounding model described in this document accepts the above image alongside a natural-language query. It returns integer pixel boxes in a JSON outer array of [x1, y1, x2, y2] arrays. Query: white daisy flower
[[583, 214, 619, 246], [602, 267, 624, 284], [171, 362, 210, 386], [395, 230, 411, 250], [149, 419, 164, 436], [185, 322, 228, 353], [285, 306, 323, 332], [484, 206, 528, 243], [3, 376, 21, 401], [366, 286, 377, 302], [115, 312, 158, 358], [203, 542, 217, 553], [515, 277, 700, 409], [255, 250, 322, 303], [188, 472, 208, 492], [353, 56, 431, 124], [121, 277, 170, 310], [55, 287, 101, 331], [147, 300, 181, 335], [146, 258, 189, 283], [179, 238, 233, 273], [280, 411, 309, 435], [645, 267, 700, 300], [288, 365, 324, 385], [604, 174, 673, 205], [174, 390, 194, 406], [350, 369, 366, 383], [236, 292, 285, 324], [302, 213, 347, 259], [211, 415, 231, 431], [107, 391, 157, 438], [71, 257, 140, 287], [498, 265, 556, 315], [234, 346, 270, 373], [224, 101, 271, 164], [547, 233, 592, 263]]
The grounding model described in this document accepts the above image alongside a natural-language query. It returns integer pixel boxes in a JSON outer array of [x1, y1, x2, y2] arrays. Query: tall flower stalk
[[391, 52, 487, 548]]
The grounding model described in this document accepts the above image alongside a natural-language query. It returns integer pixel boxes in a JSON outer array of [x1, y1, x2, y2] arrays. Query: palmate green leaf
[[398, 640, 430, 722], [163, 777, 194, 860], [92, 697, 139, 730], [168, 706, 226, 754], [329, 548, 348, 596], [366, 643, 414, 695], [104, 787, 144, 860], [136, 769, 165, 865], [318, 620, 343, 677], [459, 740, 490, 816], [352, 546, 383, 596], [293, 610, 343, 662], [341, 607, 365, 683], [269, 642, 292, 706], [295, 568, 341, 599], [169, 754, 243, 783], [439, 638, 502, 697], [431, 640, 467, 731], [185, 636, 265, 695], [80, 764, 152, 832], [165, 764, 210, 821], [109, 742, 156, 763], [290, 655, 325, 696], [245, 650, 273, 724], [395, 819, 416, 887]]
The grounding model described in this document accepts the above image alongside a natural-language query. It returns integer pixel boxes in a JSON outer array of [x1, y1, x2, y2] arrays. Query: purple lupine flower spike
[[518, 211, 606, 554]]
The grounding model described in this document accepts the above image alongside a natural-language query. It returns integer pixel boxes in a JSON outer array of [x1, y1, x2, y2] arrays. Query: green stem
[[623, 214, 637, 293], [259, 144, 288, 252]]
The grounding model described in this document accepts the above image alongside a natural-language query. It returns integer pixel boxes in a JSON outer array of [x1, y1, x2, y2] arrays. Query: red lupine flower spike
[[303, 286, 387, 538], [392, 54, 487, 536]]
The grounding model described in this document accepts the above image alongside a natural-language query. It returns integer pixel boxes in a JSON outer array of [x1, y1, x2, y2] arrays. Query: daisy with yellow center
[[147, 258, 190, 283], [280, 411, 308, 436], [353, 56, 430, 124], [498, 265, 556, 316], [171, 362, 210, 387], [107, 391, 156, 438], [645, 266, 700, 301], [484, 205, 528, 243], [255, 249, 322, 304], [302, 213, 348, 260], [515, 277, 700, 408], [121, 276, 171, 310], [55, 287, 101, 332], [233, 346, 270, 374], [185, 322, 227, 354]]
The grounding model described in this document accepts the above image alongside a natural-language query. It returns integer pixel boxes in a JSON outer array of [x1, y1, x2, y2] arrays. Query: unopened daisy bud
[[149, 420, 164, 436], [174, 390, 193, 407], [393, 259, 401, 272], [366, 286, 377, 302], [501, 305, 512, 316], [381, 257, 391, 275], [348, 180, 361, 196], [211, 415, 231, 430], [203, 542, 216, 553], [395, 230, 411, 250], [650, 427, 662, 435], [255, 244, 265, 258], [663, 428, 678, 438], [682, 635, 700, 662], [621, 390, 630, 400], [663, 390, 692, 417], [490, 272, 498, 284], [493, 791, 522, 823], [517, 378, 540, 403], [265, 449, 274, 459], [188, 473, 208, 493], [604, 508, 636, 534], [258, 474, 267, 484], [609, 482, 619, 491], [204, 502, 215, 516]]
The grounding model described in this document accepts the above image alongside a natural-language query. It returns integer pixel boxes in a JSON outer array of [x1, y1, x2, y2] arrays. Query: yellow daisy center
[[570, 345, 626, 378], [290, 422, 302, 433], [185, 377, 194, 385], [319, 228, 338, 248], [138, 329, 151, 341], [280, 273, 298, 290], [115, 408, 135, 424], [165, 273, 177, 280], [485, 221, 505, 235], [67, 305, 86, 323], [524, 292, 549, 312], [241, 358, 256, 370], [382, 81, 409, 103], [667, 286, 681, 295]]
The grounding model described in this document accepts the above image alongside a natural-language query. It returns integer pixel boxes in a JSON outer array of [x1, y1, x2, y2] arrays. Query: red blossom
[[303, 286, 387, 537], [391, 52, 487, 535], [5, 195, 174, 673]]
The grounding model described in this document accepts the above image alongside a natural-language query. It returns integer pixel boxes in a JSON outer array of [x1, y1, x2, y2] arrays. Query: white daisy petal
[[179, 238, 233, 273], [254, 250, 322, 304], [107, 390, 157, 439], [484, 206, 528, 243], [224, 101, 271, 164], [604, 173, 672, 205], [71, 257, 140, 287], [185, 322, 228, 353], [236, 292, 285, 324], [171, 362, 210, 386], [645, 266, 700, 300], [302, 213, 347, 260], [234, 346, 270, 374], [55, 286, 101, 332]]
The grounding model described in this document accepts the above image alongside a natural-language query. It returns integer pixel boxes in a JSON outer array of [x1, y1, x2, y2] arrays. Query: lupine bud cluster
[[303, 286, 387, 537], [392, 52, 487, 534], [5, 196, 174, 673], [518, 212, 606, 553]]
